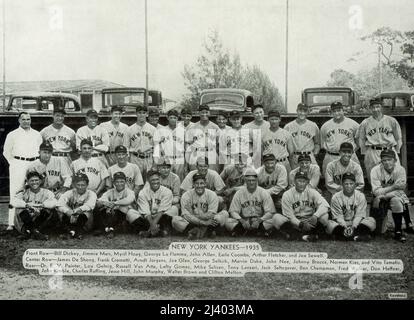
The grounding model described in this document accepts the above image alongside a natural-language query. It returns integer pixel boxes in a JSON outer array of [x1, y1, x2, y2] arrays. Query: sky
[[2, 0, 414, 111]]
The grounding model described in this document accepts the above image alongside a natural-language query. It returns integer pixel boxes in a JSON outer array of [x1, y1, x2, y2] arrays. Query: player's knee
[[272, 213, 288, 229], [390, 197, 404, 213]]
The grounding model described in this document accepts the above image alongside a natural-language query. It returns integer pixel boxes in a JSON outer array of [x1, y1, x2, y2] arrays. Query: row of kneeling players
[[12, 162, 414, 243]]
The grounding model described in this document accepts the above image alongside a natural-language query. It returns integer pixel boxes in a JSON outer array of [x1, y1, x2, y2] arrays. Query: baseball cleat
[[17, 229, 31, 241], [32, 229, 49, 241], [394, 232, 406, 243], [353, 234, 371, 242], [302, 234, 318, 242]]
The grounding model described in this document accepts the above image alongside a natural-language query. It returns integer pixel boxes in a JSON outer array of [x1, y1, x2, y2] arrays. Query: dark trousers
[[19, 209, 57, 233], [95, 208, 125, 230]]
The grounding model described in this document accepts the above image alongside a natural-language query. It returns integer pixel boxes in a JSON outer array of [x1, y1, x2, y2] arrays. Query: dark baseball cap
[[148, 108, 160, 116], [73, 172, 89, 184], [80, 138, 93, 147], [146, 169, 160, 179], [229, 110, 241, 118], [252, 104, 264, 112], [298, 154, 311, 163], [244, 168, 258, 177], [199, 104, 210, 111], [167, 109, 179, 117], [268, 109, 281, 119], [111, 105, 123, 113], [263, 153, 276, 162], [380, 149, 396, 160], [86, 109, 99, 118], [342, 172, 356, 182], [340, 142, 354, 152], [113, 171, 127, 181], [297, 103, 308, 111], [114, 145, 128, 154], [156, 157, 171, 166], [295, 171, 309, 180], [331, 101, 343, 110], [192, 173, 206, 183], [369, 98, 382, 107], [39, 141, 53, 152], [26, 171, 42, 180], [218, 110, 228, 118], [136, 105, 148, 112]]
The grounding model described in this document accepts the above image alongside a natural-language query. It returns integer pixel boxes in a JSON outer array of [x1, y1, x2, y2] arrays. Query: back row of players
[[3, 99, 413, 242]]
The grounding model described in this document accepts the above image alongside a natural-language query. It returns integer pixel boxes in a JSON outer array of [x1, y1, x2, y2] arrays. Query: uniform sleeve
[[60, 158, 73, 188], [134, 166, 144, 187], [330, 194, 347, 227], [94, 127, 109, 153], [261, 191, 276, 220], [137, 190, 151, 216], [370, 167, 383, 196], [79, 191, 97, 211], [2, 131, 14, 163], [115, 189, 135, 206], [352, 120, 360, 150], [392, 118, 402, 153], [355, 164, 365, 191], [122, 127, 131, 151], [288, 170, 295, 188], [286, 131, 295, 156], [207, 191, 219, 215], [152, 128, 163, 159], [158, 188, 173, 212], [319, 123, 327, 150], [229, 190, 243, 220], [309, 165, 321, 189], [312, 123, 320, 153], [75, 128, 85, 151], [172, 176, 181, 198], [393, 166, 407, 190], [43, 190, 57, 209], [57, 190, 73, 214], [11, 190, 27, 209], [357, 120, 367, 155], [180, 173, 193, 191], [353, 192, 367, 226], [269, 166, 288, 195], [213, 172, 226, 191], [325, 163, 341, 193], [281, 191, 301, 227], [98, 190, 111, 202], [99, 161, 110, 180], [312, 190, 330, 218]]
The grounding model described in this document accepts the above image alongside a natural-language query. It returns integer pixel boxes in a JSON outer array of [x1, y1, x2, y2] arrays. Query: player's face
[[230, 116, 242, 129], [331, 108, 344, 121], [158, 165, 171, 178], [194, 179, 206, 195], [81, 144, 93, 157], [245, 176, 258, 191], [136, 110, 147, 122], [196, 162, 209, 176], [148, 115, 159, 127], [342, 179, 356, 195], [339, 150, 352, 163], [148, 175, 160, 191], [253, 108, 264, 121], [27, 176, 41, 191], [264, 160, 276, 172], [269, 116, 280, 129], [297, 108, 308, 120], [168, 115, 178, 127], [114, 178, 126, 192], [86, 115, 98, 128], [381, 157, 396, 171], [116, 152, 128, 164], [200, 110, 210, 121], [299, 160, 311, 171], [19, 114, 31, 129], [111, 111, 122, 123], [295, 178, 308, 192], [235, 162, 247, 172], [216, 115, 227, 128], [39, 150, 52, 163], [370, 104, 382, 117], [53, 112, 65, 125], [74, 180, 88, 194], [182, 114, 192, 125]]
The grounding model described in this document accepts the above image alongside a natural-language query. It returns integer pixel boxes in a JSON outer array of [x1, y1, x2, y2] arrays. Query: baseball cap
[[244, 168, 258, 177], [297, 103, 308, 111], [340, 142, 354, 152], [380, 149, 396, 160], [39, 141, 53, 152], [295, 171, 309, 180], [369, 98, 382, 107], [298, 154, 311, 163], [342, 172, 356, 182], [331, 102, 343, 110], [218, 110, 228, 118], [167, 109, 179, 117], [26, 171, 42, 180], [199, 104, 210, 111], [148, 108, 160, 116], [146, 169, 160, 180], [192, 173, 206, 183], [136, 105, 148, 112], [80, 138, 93, 147], [111, 105, 123, 113], [252, 104, 264, 112], [53, 108, 66, 115], [156, 157, 172, 166], [263, 154, 276, 162], [229, 110, 241, 118], [268, 109, 281, 119], [114, 145, 128, 154], [86, 109, 98, 118], [73, 172, 89, 184], [113, 171, 127, 181]]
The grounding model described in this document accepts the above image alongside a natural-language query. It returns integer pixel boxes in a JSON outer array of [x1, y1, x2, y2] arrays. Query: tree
[[181, 30, 284, 111]]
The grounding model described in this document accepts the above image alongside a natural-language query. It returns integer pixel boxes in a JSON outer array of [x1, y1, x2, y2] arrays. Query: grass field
[[0, 225, 413, 300]]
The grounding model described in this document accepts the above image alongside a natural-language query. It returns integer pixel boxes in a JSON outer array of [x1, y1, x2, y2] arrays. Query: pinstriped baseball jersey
[[325, 159, 364, 194], [261, 127, 292, 159], [284, 119, 319, 152], [181, 189, 219, 221], [153, 125, 186, 159], [320, 117, 359, 152], [137, 185, 173, 216], [330, 190, 367, 224], [108, 163, 144, 190], [257, 164, 288, 195], [72, 157, 109, 192], [124, 122, 156, 154], [229, 186, 276, 218], [27, 157, 73, 190], [370, 163, 409, 201], [145, 172, 181, 197], [185, 121, 219, 152], [181, 169, 225, 192], [12, 188, 57, 209], [289, 165, 321, 189], [219, 127, 251, 159], [99, 188, 136, 210], [40, 124, 75, 153], [99, 121, 129, 152], [58, 189, 97, 213], [76, 125, 110, 154]]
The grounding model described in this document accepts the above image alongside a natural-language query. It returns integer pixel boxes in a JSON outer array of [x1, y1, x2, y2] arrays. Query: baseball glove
[[343, 226, 354, 239]]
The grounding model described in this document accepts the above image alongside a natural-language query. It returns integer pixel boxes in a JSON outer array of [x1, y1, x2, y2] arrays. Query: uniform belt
[[275, 157, 288, 162], [370, 146, 390, 151], [14, 156, 38, 161], [52, 152, 70, 157], [91, 153, 104, 157], [327, 151, 340, 156], [166, 155, 185, 159], [130, 152, 152, 159], [196, 147, 211, 151], [294, 151, 311, 155]]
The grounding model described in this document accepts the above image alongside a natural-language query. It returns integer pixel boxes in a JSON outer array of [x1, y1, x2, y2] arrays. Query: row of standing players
[[2, 99, 413, 242]]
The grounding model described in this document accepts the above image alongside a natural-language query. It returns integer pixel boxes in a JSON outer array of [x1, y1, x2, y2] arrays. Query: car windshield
[[104, 92, 145, 107], [306, 92, 350, 106], [201, 93, 244, 107], [395, 97, 408, 108]]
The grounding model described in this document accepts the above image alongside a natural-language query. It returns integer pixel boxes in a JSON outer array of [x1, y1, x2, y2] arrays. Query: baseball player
[[326, 173, 376, 241], [136, 170, 178, 237], [107, 145, 144, 197], [289, 154, 321, 191], [243, 104, 270, 169], [11, 171, 57, 240], [370, 150, 413, 242], [179, 107, 194, 130], [220, 153, 249, 207], [225, 168, 276, 236], [26, 142, 73, 199], [257, 153, 288, 209], [185, 104, 220, 172], [40, 108, 76, 165], [123, 105, 156, 179], [3, 112, 43, 231], [358, 98, 402, 180], [261, 109, 294, 174], [71, 139, 109, 196], [153, 110, 187, 181], [325, 142, 364, 201], [99, 105, 129, 167], [274, 171, 330, 242], [148, 107, 165, 129], [96, 172, 141, 238], [284, 103, 320, 169], [218, 110, 251, 168], [216, 111, 231, 133], [172, 173, 229, 239], [153, 158, 181, 212], [76, 109, 110, 167], [320, 102, 360, 175], [57, 173, 97, 239]]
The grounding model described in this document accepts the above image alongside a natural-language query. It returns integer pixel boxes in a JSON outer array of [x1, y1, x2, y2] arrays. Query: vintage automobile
[[199, 88, 254, 114], [374, 91, 414, 113], [5, 91, 81, 113], [302, 87, 358, 114]]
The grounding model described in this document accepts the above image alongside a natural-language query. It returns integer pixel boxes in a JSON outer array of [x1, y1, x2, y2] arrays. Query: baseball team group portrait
[[0, 0, 413, 301]]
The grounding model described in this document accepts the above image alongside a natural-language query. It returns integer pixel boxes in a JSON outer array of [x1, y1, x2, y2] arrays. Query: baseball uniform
[[181, 169, 226, 193], [137, 185, 178, 218], [320, 117, 360, 174], [284, 119, 320, 169], [76, 125, 110, 167], [123, 122, 156, 177], [107, 162, 144, 193], [71, 157, 109, 193], [11, 187, 57, 233], [172, 188, 229, 232], [3, 126, 43, 228], [358, 115, 402, 178], [99, 121, 129, 167], [243, 120, 270, 169], [257, 164, 288, 197], [325, 159, 364, 195], [40, 124, 76, 165], [261, 127, 294, 174], [144, 171, 181, 207], [220, 165, 248, 206], [225, 185, 276, 232], [218, 127, 252, 168], [289, 165, 321, 189]]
